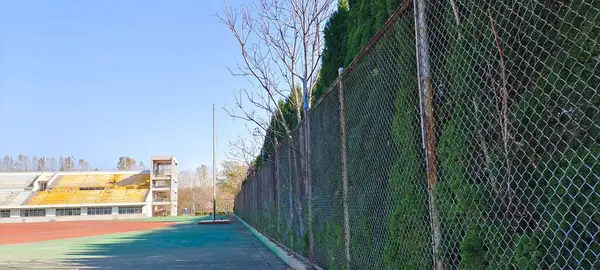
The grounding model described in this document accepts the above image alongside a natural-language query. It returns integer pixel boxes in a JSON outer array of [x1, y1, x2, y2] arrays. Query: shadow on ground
[[64, 215, 288, 269], [0, 215, 289, 270]]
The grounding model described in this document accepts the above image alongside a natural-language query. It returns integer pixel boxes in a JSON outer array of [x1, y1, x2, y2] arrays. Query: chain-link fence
[[235, 0, 599, 269]]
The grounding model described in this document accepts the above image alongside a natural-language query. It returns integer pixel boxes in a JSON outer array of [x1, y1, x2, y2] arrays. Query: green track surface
[[0, 215, 289, 270]]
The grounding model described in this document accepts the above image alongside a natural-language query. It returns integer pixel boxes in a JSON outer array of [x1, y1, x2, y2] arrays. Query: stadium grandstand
[[0, 156, 178, 223]]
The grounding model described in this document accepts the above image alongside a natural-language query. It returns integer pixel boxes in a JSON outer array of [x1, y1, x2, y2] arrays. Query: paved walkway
[[0, 216, 290, 270]]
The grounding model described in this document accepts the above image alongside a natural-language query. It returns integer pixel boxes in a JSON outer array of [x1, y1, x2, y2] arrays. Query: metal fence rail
[[235, 0, 599, 269]]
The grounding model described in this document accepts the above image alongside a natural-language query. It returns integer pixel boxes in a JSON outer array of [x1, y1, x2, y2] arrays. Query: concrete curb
[[235, 214, 311, 270]]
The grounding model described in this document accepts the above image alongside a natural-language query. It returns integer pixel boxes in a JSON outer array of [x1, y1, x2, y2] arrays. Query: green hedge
[[433, 0, 599, 268]]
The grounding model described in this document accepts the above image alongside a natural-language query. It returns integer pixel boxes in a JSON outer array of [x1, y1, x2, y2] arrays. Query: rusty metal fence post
[[414, 0, 442, 268]]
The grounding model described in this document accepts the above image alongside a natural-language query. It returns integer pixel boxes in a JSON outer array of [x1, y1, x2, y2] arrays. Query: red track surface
[[0, 220, 175, 245]]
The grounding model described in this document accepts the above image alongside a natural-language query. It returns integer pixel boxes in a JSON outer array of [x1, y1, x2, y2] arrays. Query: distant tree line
[[0, 154, 147, 172], [0, 154, 93, 172]]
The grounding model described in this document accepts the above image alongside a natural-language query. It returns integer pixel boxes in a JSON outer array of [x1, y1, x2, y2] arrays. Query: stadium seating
[[55, 174, 113, 188], [26, 173, 150, 205], [26, 191, 48, 205], [42, 191, 76, 205], [12, 191, 33, 205], [99, 188, 148, 203], [0, 175, 38, 206], [71, 190, 103, 204], [0, 175, 37, 189], [0, 192, 18, 205], [113, 174, 150, 187]]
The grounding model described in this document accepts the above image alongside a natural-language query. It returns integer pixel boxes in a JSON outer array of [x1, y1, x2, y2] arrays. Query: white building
[[0, 156, 178, 223]]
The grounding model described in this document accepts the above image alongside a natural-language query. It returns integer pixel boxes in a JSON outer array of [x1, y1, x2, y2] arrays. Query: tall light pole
[[212, 103, 217, 222], [198, 104, 230, 225]]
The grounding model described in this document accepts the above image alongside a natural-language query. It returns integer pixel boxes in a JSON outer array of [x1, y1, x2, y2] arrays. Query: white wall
[[0, 213, 147, 224], [0, 205, 150, 223]]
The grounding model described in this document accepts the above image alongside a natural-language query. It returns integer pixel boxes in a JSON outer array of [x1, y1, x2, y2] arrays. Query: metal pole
[[303, 85, 314, 264], [213, 103, 217, 222], [338, 67, 351, 269], [414, 0, 442, 268]]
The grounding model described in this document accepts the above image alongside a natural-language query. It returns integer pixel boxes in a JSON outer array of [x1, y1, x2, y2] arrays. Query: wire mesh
[[343, 6, 432, 269], [295, 126, 310, 257], [276, 142, 289, 245], [235, 1, 599, 269], [309, 85, 345, 269], [427, 0, 599, 269]]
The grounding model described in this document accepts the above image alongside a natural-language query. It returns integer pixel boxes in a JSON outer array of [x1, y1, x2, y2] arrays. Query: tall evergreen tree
[[313, 0, 349, 102], [313, 0, 405, 104]]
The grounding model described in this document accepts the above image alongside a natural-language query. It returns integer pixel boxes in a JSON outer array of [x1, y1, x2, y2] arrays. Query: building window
[[22, 209, 46, 217], [56, 208, 81, 216], [87, 207, 112, 215], [0, 210, 10, 218], [39, 182, 47, 191], [118, 206, 143, 214], [154, 181, 168, 187]]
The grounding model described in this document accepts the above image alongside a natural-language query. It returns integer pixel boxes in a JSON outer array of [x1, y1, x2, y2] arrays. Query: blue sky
[[0, 0, 256, 170]]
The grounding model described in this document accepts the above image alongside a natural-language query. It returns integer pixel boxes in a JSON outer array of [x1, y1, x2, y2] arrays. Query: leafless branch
[[219, 0, 335, 144], [226, 134, 262, 167]]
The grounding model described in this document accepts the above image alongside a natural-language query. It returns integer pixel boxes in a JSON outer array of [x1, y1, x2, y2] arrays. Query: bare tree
[[1, 155, 14, 172], [227, 133, 262, 167], [78, 159, 90, 171], [48, 157, 58, 171], [176, 167, 213, 215], [24, 155, 31, 171], [197, 165, 211, 187], [37, 157, 47, 171], [177, 170, 194, 214], [117, 156, 137, 171], [17, 154, 31, 171], [58, 157, 64, 171], [220, 1, 334, 243], [32, 156, 40, 171], [191, 167, 199, 214], [193, 165, 213, 213], [219, 0, 334, 141], [59, 156, 76, 171]]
